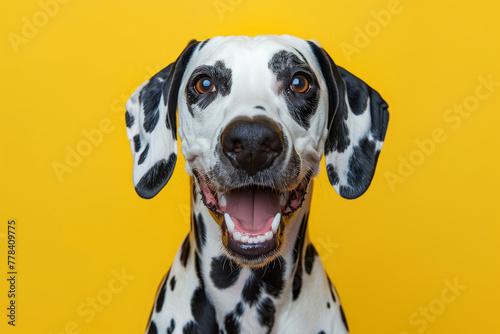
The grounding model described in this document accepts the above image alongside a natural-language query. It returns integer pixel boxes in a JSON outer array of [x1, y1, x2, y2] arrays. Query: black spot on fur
[[135, 153, 177, 199], [193, 213, 207, 251], [183, 286, 220, 334], [195, 252, 204, 286], [138, 144, 149, 165], [292, 262, 303, 301], [199, 39, 210, 50], [180, 236, 191, 267], [327, 302, 331, 309], [326, 164, 339, 186], [140, 75, 164, 133], [242, 272, 261, 306], [258, 258, 285, 297], [182, 322, 197, 334], [235, 302, 243, 316], [224, 309, 240, 334], [325, 120, 350, 155], [340, 137, 377, 199], [327, 275, 337, 303], [340, 305, 349, 331], [155, 269, 170, 313], [170, 275, 176, 291], [133, 134, 141, 152], [268, 50, 320, 129], [210, 255, 241, 289], [147, 321, 158, 334], [343, 72, 369, 116], [257, 297, 275, 333], [330, 286, 337, 303], [167, 318, 176, 334], [224, 303, 244, 334], [186, 60, 232, 113], [304, 244, 317, 275], [242, 257, 285, 306], [318, 331, 326, 334], [125, 111, 134, 128], [254, 105, 265, 110], [292, 214, 309, 301]]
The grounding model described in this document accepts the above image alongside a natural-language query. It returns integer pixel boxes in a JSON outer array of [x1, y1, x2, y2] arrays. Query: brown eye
[[290, 75, 309, 93], [195, 77, 215, 94]]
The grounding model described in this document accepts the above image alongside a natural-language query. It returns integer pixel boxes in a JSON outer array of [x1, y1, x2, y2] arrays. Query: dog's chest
[[148, 223, 349, 334]]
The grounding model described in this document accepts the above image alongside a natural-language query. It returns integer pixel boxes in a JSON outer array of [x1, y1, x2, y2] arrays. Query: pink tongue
[[225, 188, 280, 234]]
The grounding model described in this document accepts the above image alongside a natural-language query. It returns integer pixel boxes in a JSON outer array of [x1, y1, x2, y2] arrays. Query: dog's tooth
[[241, 235, 249, 243], [224, 213, 235, 232], [233, 231, 242, 241], [218, 193, 227, 207], [265, 231, 273, 240], [271, 213, 281, 233], [257, 235, 266, 243]]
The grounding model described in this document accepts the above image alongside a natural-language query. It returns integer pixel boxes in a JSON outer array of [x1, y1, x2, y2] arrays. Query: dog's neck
[[188, 179, 314, 314]]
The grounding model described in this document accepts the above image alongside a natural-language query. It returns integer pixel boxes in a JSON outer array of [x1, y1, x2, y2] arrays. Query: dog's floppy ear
[[308, 42, 389, 199], [125, 40, 199, 199]]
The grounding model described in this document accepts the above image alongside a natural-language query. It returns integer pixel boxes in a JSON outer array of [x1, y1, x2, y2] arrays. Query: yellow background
[[1, 0, 499, 333]]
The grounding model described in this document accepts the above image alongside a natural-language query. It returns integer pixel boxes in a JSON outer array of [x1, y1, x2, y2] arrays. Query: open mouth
[[195, 172, 310, 266]]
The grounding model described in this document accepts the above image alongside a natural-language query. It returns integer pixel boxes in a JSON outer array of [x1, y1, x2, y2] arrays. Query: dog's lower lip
[[227, 236, 277, 258]]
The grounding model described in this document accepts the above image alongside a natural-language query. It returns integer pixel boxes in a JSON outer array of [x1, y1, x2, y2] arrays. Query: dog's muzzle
[[196, 118, 309, 266]]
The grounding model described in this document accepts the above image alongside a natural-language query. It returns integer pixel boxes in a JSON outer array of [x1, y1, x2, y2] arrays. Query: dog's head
[[125, 35, 389, 266]]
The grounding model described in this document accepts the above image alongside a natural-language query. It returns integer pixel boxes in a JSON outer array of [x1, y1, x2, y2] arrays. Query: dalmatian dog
[[125, 35, 389, 334]]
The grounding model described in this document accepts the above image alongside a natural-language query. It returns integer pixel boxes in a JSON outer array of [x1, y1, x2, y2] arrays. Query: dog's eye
[[290, 75, 309, 93], [195, 77, 216, 94]]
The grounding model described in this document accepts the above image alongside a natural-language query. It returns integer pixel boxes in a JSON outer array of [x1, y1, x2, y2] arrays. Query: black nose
[[221, 119, 284, 176]]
